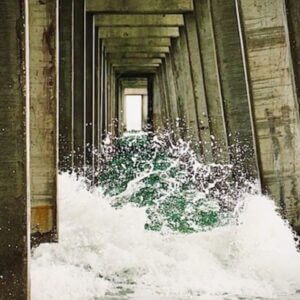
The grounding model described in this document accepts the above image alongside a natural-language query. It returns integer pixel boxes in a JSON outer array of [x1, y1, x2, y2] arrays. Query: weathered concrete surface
[[193, 0, 229, 162], [170, 27, 200, 144], [59, 0, 73, 172], [87, 0, 194, 13], [211, 0, 257, 175], [285, 0, 300, 111], [163, 54, 181, 137], [104, 38, 171, 47], [95, 14, 184, 27], [0, 1, 29, 298], [238, 0, 300, 232], [29, 0, 57, 243], [73, 0, 86, 173], [99, 27, 179, 38], [158, 68, 170, 129], [153, 74, 164, 131], [185, 12, 213, 161]]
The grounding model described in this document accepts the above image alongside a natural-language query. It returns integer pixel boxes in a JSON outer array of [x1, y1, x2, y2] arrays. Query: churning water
[[31, 133, 300, 300]]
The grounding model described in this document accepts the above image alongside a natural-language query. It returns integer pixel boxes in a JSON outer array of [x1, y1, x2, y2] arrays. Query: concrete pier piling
[[1, 0, 300, 296]]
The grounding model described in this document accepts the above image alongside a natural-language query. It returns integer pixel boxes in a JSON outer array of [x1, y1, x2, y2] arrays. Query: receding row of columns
[[152, 0, 300, 236], [1, 0, 300, 298]]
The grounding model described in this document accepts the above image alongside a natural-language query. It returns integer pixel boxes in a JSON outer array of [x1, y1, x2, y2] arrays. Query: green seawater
[[99, 133, 227, 233]]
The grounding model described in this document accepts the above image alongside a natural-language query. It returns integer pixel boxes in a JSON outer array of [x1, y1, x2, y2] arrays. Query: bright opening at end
[[125, 95, 142, 131]]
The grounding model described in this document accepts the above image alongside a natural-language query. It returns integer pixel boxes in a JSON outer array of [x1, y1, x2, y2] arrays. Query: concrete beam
[[106, 46, 169, 53], [115, 67, 158, 74], [112, 63, 160, 67], [103, 38, 171, 47], [29, 0, 57, 244], [237, 0, 300, 233], [59, 0, 73, 172], [108, 53, 166, 59], [99, 27, 179, 38], [0, 1, 28, 297], [110, 58, 162, 65], [73, 0, 86, 173], [87, 0, 194, 13], [95, 14, 184, 27], [121, 78, 148, 88]]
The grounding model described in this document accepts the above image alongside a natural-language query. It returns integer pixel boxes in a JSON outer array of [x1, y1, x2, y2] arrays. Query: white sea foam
[[31, 173, 300, 300]]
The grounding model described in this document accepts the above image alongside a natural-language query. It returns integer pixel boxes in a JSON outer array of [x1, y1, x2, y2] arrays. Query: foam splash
[[31, 173, 300, 300]]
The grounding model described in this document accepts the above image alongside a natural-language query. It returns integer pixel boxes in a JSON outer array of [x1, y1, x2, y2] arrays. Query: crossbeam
[[95, 14, 184, 26], [106, 46, 169, 53], [112, 63, 160, 67], [99, 27, 179, 38], [110, 58, 162, 65], [115, 67, 158, 74], [87, 0, 193, 13], [103, 38, 171, 47], [108, 53, 166, 59]]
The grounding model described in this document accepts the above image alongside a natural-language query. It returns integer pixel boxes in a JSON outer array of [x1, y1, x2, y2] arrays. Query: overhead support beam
[[109, 58, 162, 65], [87, 0, 193, 13], [98, 27, 179, 38], [112, 63, 160, 67], [121, 78, 148, 88], [115, 67, 158, 74], [106, 46, 169, 53], [95, 14, 184, 27], [103, 38, 171, 47], [108, 53, 166, 59]]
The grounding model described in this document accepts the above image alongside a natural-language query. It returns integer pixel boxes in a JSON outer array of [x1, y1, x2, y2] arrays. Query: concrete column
[[100, 43, 106, 140], [86, 13, 94, 172], [210, 0, 257, 175], [285, 0, 300, 110], [237, 0, 300, 233], [147, 76, 154, 131], [59, 0, 73, 172], [170, 27, 200, 145], [153, 74, 164, 131], [164, 54, 181, 137], [102, 49, 108, 137], [158, 68, 170, 130], [142, 94, 149, 130], [29, 0, 57, 244], [73, 0, 86, 173], [94, 31, 100, 170], [184, 12, 213, 162], [110, 68, 117, 136], [193, 0, 229, 162], [0, 1, 29, 297]]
